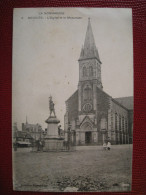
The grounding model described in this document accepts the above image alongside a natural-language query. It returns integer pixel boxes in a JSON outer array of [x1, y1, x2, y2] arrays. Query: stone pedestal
[[43, 116, 64, 151], [43, 139, 64, 151]]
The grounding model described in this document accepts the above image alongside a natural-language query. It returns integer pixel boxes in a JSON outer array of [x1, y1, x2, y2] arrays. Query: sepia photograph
[[12, 8, 133, 192]]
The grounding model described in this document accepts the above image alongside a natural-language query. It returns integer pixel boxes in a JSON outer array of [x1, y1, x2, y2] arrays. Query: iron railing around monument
[[31, 139, 76, 152]]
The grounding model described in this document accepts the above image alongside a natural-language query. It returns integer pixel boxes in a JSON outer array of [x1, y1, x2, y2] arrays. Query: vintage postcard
[[12, 8, 133, 192]]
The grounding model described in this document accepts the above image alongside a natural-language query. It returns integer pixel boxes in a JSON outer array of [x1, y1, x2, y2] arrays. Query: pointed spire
[[79, 18, 101, 62], [26, 116, 28, 124], [80, 45, 84, 58]]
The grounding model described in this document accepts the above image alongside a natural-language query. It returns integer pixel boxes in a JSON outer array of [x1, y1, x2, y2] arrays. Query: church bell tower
[[78, 18, 102, 115]]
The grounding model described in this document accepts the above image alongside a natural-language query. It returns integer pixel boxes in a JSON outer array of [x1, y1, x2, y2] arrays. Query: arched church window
[[115, 113, 117, 131], [122, 116, 125, 133], [83, 85, 92, 101], [125, 119, 128, 134], [100, 118, 107, 130], [83, 67, 87, 77], [89, 66, 93, 76], [119, 115, 121, 131], [111, 111, 113, 131]]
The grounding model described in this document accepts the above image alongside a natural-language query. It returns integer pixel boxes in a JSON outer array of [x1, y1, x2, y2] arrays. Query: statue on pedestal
[[49, 96, 56, 117], [44, 96, 64, 152]]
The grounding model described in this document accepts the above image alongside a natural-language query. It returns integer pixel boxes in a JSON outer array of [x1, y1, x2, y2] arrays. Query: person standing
[[107, 141, 111, 150], [103, 142, 107, 150]]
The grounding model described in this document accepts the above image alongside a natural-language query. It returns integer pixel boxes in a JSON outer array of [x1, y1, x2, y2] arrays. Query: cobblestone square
[[13, 144, 132, 192]]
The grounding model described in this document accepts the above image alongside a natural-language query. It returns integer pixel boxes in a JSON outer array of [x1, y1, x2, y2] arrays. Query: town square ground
[[13, 145, 132, 192]]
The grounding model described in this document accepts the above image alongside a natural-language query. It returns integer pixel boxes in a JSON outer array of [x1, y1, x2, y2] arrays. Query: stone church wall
[[96, 88, 110, 144], [110, 99, 129, 144], [128, 110, 133, 144], [64, 90, 78, 130]]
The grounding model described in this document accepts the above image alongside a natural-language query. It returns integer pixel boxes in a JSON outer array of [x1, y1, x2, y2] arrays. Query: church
[[64, 19, 133, 145]]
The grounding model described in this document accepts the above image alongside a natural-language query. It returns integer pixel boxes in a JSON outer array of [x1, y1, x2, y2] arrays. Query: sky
[[12, 8, 133, 130]]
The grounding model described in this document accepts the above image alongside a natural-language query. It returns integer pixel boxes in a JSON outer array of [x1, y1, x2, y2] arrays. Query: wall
[[96, 88, 110, 144], [65, 90, 78, 130]]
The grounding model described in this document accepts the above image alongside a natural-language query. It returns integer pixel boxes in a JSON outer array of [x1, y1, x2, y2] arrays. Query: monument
[[43, 96, 64, 151]]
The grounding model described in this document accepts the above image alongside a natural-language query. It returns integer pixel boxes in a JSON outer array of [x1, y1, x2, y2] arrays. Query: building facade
[[64, 19, 133, 145], [22, 118, 45, 141]]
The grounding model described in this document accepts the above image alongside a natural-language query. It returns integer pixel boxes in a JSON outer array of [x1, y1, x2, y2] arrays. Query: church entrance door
[[85, 132, 92, 144]]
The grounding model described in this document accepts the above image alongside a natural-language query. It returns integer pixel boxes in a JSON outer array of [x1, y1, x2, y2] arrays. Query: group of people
[[103, 141, 111, 150]]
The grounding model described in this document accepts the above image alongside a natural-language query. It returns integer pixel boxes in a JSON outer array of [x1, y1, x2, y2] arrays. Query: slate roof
[[114, 96, 133, 110], [79, 19, 101, 63]]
